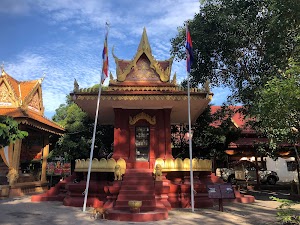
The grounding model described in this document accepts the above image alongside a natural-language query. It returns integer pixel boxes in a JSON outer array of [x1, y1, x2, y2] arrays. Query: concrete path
[[0, 190, 299, 225]]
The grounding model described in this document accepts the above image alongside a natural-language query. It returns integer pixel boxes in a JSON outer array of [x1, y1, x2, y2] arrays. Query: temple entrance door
[[135, 126, 150, 161]]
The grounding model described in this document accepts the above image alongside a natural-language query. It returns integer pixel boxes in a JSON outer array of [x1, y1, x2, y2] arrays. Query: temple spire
[[1, 62, 7, 76], [137, 27, 152, 53]]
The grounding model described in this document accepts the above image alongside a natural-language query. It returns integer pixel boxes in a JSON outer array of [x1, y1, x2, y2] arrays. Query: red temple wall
[[113, 108, 172, 168]]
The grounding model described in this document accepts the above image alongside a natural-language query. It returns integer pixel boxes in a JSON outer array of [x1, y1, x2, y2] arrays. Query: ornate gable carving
[[28, 91, 41, 112], [0, 80, 15, 106], [126, 54, 160, 81], [112, 28, 173, 83], [23, 79, 44, 114]]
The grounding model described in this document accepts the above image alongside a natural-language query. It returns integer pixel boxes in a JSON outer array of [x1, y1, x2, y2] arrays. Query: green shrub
[[270, 196, 300, 225]]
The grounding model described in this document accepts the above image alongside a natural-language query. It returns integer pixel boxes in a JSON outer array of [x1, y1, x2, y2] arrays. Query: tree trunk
[[293, 145, 300, 194], [254, 155, 261, 190]]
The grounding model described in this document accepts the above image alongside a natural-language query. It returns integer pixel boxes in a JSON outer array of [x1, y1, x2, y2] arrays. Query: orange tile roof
[[0, 71, 64, 134], [0, 107, 64, 134], [1, 72, 40, 102], [19, 80, 38, 101], [210, 105, 254, 133]]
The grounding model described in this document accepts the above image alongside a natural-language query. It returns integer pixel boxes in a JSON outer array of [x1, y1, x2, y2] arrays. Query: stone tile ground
[[0, 189, 299, 225]]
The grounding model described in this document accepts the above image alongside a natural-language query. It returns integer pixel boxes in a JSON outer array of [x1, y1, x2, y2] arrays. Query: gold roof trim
[[129, 112, 156, 125], [112, 28, 173, 83], [76, 86, 208, 93], [77, 95, 207, 101]]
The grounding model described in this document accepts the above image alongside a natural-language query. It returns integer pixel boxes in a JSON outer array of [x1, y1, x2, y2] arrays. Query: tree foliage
[[0, 116, 28, 148], [51, 96, 114, 160], [250, 62, 300, 150], [171, 105, 241, 161], [193, 105, 241, 159], [171, 0, 300, 105]]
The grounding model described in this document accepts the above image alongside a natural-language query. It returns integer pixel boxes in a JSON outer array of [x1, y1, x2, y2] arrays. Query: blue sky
[[0, 0, 230, 119]]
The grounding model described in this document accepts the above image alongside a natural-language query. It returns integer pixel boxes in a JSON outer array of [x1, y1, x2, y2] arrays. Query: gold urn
[[128, 200, 142, 213]]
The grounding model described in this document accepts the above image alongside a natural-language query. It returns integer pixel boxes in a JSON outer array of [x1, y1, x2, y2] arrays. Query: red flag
[[186, 25, 194, 73], [101, 32, 108, 83]]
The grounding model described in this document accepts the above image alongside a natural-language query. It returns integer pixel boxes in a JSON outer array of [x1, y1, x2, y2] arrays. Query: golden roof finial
[[137, 27, 152, 53], [171, 72, 177, 85], [204, 80, 210, 92], [1, 61, 5, 75], [109, 72, 114, 81], [39, 72, 46, 84], [74, 78, 79, 92]]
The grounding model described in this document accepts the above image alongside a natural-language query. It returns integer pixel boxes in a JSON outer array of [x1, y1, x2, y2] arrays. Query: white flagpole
[[83, 23, 109, 212], [186, 22, 195, 212]]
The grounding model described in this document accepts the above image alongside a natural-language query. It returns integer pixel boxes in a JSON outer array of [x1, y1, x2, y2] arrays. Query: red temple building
[[0, 68, 64, 197], [71, 28, 213, 169], [32, 29, 254, 221]]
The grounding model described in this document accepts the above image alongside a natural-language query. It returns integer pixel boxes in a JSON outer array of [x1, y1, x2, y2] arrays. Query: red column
[[113, 108, 121, 160], [149, 126, 156, 169], [128, 126, 136, 162], [158, 110, 166, 158], [164, 108, 173, 159]]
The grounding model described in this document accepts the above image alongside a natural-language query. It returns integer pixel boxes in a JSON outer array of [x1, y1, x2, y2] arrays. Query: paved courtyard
[[0, 189, 299, 225]]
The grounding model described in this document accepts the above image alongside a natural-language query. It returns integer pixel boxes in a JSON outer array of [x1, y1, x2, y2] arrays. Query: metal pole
[[82, 81, 103, 212], [187, 71, 195, 212]]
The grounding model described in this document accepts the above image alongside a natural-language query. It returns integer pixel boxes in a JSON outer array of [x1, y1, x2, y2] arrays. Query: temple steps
[[107, 168, 168, 221]]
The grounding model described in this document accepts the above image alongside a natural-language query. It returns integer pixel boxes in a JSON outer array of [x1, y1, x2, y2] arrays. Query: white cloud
[[2, 0, 231, 120], [0, 0, 31, 14]]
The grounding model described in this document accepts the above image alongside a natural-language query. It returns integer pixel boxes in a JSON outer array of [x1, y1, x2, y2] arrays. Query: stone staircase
[[106, 168, 169, 221], [114, 169, 156, 211]]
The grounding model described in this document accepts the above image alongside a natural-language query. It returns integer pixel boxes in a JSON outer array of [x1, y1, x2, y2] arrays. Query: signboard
[[207, 184, 222, 199], [207, 184, 235, 199], [207, 184, 235, 212], [47, 161, 71, 176], [219, 184, 235, 199]]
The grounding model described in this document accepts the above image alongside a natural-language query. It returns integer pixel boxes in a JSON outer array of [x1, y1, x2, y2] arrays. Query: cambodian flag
[[186, 25, 193, 73], [101, 32, 108, 83]]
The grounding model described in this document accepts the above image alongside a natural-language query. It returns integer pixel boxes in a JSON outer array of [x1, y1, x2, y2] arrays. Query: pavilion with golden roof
[[71, 28, 213, 169], [31, 29, 255, 222], [0, 68, 64, 197]]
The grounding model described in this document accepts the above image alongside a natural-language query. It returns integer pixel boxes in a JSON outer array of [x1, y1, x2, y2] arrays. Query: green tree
[[171, 105, 241, 170], [250, 62, 300, 185], [192, 106, 241, 168], [0, 116, 28, 148], [171, 0, 300, 106], [51, 96, 114, 161]]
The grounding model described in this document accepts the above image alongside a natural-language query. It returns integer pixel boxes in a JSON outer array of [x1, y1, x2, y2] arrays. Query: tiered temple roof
[[0, 69, 64, 134], [71, 28, 213, 124]]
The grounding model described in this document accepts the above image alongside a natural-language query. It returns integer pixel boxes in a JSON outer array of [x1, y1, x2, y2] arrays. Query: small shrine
[[71, 28, 213, 169], [0, 68, 64, 197], [32, 28, 254, 222]]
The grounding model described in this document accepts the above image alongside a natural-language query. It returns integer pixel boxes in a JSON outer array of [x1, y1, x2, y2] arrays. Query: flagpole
[[83, 23, 109, 212], [187, 73, 195, 212], [186, 21, 195, 212], [82, 80, 103, 212]]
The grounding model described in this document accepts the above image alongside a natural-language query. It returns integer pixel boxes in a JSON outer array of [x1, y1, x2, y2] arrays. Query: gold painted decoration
[[129, 112, 156, 125], [154, 158, 212, 172], [28, 92, 40, 112], [112, 28, 173, 83], [74, 157, 126, 173], [126, 57, 160, 81], [0, 82, 13, 105]]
